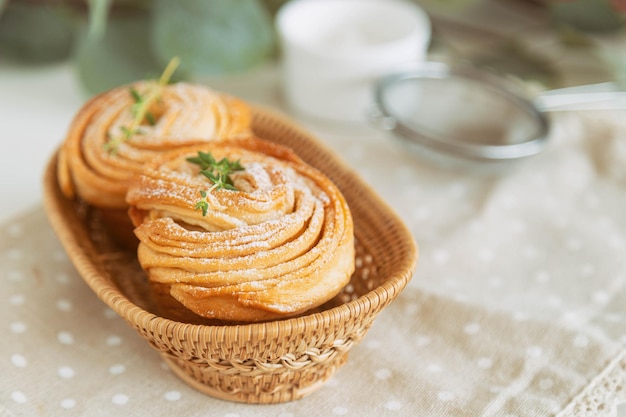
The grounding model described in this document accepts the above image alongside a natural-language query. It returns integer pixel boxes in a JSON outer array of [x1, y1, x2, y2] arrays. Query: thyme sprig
[[104, 57, 180, 153], [187, 151, 244, 216]]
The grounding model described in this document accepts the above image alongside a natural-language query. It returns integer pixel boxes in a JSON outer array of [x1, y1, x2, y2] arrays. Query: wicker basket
[[43, 106, 418, 404]]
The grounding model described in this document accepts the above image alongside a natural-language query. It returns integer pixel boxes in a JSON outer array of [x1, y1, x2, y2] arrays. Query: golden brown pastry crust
[[57, 82, 251, 209], [126, 137, 355, 322]]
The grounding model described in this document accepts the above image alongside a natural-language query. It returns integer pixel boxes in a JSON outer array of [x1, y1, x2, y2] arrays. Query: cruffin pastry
[[57, 81, 251, 209], [126, 137, 355, 322]]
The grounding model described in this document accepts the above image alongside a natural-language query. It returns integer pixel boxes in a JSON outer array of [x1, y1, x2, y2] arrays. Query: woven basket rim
[[43, 106, 418, 337]]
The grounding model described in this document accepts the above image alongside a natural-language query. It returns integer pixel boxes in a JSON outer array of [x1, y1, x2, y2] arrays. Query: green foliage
[[0, 1, 78, 63], [104, 58, 180, 153], [187, 151, 244, 191], [187, 151, 245, 216], [75, 10, 163, 95], [0, 0, 276, 94], [195, 191, 210, 217], [151, 0, 275, 76]]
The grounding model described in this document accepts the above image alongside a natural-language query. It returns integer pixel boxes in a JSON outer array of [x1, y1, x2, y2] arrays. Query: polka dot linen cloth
[[2, 111, 625, 416]]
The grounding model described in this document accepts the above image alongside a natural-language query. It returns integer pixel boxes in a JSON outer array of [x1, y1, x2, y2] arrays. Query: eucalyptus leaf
[[151, 0, 275, 76], [74, 12, 163, 95], [86, 0, 112, 39], [0, 2, 78, 63]]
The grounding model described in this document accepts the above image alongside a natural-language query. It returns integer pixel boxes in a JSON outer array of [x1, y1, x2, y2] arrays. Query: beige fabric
[[1, 111, 625, 416]]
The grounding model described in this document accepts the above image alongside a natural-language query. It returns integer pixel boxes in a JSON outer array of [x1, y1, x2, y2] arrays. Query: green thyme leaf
[[130, 87, 142, 102], [195, 193, 209, 216], [104, 56, 180, 153], [120, 126, 134, 138], [188, 151, 245, 216], [145, 111, 156, 126]]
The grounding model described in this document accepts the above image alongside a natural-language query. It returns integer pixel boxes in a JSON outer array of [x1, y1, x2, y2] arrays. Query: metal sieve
[[370, 61, 625, 162]]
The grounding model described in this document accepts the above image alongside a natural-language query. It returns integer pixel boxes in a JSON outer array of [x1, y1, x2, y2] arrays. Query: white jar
[[276, 0, 431, 123]]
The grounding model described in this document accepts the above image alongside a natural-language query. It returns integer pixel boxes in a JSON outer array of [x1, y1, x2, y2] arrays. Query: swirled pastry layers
[[126, 138, 355, 322], [57, 81, 251, 209]]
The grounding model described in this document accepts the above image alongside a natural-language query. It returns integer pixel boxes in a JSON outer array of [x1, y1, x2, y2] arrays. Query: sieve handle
[[535, 82, 626, 111]]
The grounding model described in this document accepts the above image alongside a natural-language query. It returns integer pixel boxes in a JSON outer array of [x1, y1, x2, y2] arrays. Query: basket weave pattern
[[43, 107, 417, 404]]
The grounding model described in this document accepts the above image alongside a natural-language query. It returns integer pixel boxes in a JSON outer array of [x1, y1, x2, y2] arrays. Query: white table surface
[[0, 61, 84, 224]]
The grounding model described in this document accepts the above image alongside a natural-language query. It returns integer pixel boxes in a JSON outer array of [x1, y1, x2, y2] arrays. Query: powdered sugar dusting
[[127, 134, 353, 321]]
